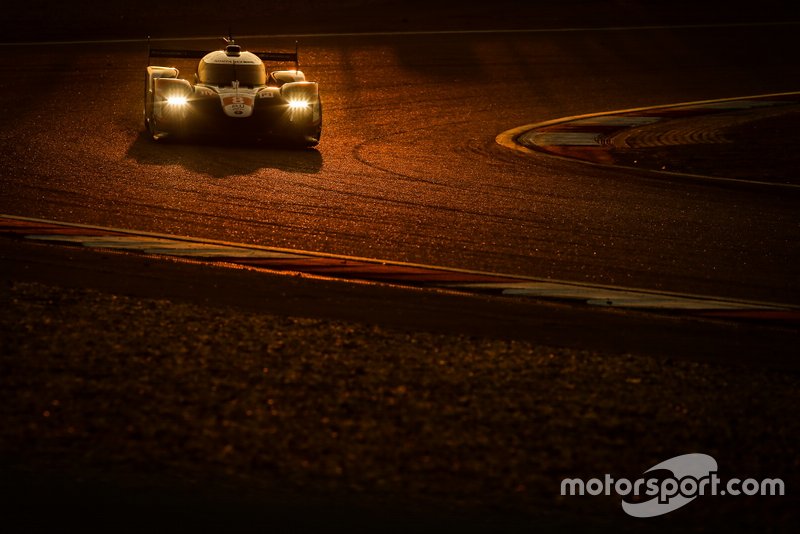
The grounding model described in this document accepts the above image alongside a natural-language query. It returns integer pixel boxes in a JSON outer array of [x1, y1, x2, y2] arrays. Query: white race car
[[145, 39, 321, 146]]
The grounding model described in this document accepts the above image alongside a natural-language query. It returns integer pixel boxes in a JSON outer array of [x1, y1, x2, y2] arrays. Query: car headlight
[[166, 95, 188, 106], [287, 99, 310, 110]]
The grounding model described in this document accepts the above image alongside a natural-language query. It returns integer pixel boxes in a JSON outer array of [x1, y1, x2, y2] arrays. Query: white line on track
[[454, 282, 778, 311], [25, 235, 302, 259], [2, 21, 800, 46]]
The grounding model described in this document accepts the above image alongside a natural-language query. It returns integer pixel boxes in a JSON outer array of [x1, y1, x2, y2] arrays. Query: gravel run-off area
[[1, 280, 798, 530]]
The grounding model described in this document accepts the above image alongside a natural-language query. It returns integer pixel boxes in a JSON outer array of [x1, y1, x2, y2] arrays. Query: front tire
[[304, 97, 322, 147], [305, 127, 321, 147], [146, 98, 169, 141]]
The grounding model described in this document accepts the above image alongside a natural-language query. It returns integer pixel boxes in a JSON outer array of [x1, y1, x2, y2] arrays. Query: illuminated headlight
[[288, 99, 310, 110], [166, 95, 188, 106]]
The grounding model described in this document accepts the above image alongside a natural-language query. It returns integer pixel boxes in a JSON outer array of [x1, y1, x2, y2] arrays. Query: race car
[[145, 39, 321, 146]]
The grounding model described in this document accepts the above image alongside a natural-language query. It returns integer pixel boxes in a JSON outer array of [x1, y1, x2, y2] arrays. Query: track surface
[[1, 19, 799, 306], [2, 5, 800, 531]]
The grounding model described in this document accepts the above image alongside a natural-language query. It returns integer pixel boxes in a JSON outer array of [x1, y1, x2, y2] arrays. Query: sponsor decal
[[222, 96, 253, 107], [222, 95, 254, 116]]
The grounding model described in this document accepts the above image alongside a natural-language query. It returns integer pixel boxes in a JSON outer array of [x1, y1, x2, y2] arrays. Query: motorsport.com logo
[[561, 453, 785, 517]]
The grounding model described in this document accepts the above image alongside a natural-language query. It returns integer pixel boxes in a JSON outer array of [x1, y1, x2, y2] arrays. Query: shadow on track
[[125, 131, 323, 179]]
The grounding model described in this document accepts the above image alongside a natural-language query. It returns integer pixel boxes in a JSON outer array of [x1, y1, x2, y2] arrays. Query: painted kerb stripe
[[2, 214, 797, 321], [496, 92, 800, 190]]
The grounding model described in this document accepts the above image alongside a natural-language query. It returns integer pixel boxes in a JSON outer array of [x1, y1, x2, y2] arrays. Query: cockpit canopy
[[196, 50, 266, 87]]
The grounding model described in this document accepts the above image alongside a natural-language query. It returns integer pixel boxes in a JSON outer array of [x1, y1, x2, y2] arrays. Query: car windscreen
[[197, 61, 266, 87]]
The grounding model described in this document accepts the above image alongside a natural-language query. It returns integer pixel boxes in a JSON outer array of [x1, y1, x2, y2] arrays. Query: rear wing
[[149, 49, 207, 59], [148, 42, 300, 70]]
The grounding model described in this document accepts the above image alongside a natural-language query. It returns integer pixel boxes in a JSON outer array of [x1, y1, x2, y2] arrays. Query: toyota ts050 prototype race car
[[145, 39, 321, 146]]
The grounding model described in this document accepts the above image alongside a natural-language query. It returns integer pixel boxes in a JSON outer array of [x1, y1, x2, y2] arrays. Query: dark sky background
[[3, 1, 799, 42]]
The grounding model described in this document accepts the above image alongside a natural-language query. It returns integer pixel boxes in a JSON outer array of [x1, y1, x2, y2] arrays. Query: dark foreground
[[1, 241, 798, 532]]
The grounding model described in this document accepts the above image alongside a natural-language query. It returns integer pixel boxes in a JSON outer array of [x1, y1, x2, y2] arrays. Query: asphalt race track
[[2, 19, 800, 306]]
